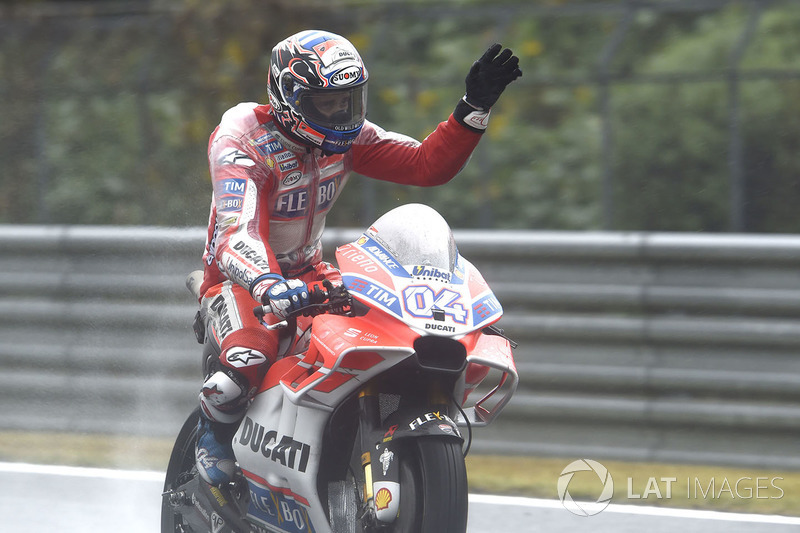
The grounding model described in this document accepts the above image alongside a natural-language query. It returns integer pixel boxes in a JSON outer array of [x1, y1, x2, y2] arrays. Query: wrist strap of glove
[[250, 273, 285, 303], [454, 96, 491, 133]]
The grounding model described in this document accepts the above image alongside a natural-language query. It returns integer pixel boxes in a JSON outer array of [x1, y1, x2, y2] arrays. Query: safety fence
[[1, 225, 799, 469]]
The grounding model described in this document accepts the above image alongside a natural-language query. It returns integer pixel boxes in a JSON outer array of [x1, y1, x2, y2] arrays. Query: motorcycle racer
[[195, 29, 521, 486]]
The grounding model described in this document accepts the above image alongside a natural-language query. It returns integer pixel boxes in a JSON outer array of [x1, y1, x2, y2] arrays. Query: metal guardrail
[[1, 225, 799, 469]]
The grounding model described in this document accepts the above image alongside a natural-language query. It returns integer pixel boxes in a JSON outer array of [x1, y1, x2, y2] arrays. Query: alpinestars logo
[[218, 148, 256, 167], [201, 384, 223, 398], [226, 349, 267, 368], [465, 110, 490, 130]]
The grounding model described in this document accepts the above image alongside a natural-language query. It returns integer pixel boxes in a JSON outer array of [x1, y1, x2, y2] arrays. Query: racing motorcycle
[[162, 203, 518, 533]]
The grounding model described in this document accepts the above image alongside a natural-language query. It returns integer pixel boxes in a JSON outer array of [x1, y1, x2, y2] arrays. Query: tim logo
[[221, 178, 246, 195], [253, 134, 283, 156], [472, 293, 502, 326], [218, 178, 246, 213], [343, 275, 403, 317]]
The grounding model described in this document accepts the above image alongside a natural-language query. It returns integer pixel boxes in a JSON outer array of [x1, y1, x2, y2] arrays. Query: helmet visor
[[299, 85, 367, 132]]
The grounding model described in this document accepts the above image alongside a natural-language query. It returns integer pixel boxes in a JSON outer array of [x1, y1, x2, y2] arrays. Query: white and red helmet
[[267, 30, 369, 154]]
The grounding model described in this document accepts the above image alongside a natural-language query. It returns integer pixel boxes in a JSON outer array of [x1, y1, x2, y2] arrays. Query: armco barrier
[[1, 225, 800, 469]]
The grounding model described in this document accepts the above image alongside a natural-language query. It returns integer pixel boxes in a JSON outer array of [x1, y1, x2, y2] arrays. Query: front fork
[[357, 381, 455, 524]]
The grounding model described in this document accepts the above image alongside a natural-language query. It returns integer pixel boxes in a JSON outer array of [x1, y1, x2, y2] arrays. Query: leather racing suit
[[197, 101, 482, 426]]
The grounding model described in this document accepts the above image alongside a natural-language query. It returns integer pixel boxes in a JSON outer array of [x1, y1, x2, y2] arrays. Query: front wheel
[[377, 438, 468, 533]]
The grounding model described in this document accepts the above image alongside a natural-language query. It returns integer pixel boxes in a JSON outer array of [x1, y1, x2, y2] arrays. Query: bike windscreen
[[366, 203, 458, 272]]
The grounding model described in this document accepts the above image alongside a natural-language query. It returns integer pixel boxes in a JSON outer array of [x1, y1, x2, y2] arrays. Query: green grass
[[0, 431, 174, 471], [1, 431, 798, 517]]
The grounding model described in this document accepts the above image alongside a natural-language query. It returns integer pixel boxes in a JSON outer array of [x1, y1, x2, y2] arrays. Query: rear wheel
[[161, 408, 200, 532]]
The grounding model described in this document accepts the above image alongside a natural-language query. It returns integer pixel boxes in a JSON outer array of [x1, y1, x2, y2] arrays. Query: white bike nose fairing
[[336, 203, 504, 337]]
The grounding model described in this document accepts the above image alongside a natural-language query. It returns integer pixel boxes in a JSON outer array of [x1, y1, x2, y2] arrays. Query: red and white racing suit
[[198, 102, 482, 423]]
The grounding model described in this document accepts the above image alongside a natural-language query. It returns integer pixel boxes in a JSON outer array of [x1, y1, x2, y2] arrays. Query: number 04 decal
[[402, 285, 468, 324]]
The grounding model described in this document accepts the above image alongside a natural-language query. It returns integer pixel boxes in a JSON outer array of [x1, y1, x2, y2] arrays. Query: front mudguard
[[365, 408, 463, 523], [382, 408, 463, 443]]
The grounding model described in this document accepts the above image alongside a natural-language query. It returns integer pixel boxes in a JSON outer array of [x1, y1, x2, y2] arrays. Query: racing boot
[[195, 413, 238, 486]]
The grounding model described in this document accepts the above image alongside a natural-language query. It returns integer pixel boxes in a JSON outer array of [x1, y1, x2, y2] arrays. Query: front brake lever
[[253, 304, 289, 329]]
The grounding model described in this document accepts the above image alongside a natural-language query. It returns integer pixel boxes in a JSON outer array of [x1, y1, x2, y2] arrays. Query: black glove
[[464, 43, 522, 110], [454, 44, 522, 133]]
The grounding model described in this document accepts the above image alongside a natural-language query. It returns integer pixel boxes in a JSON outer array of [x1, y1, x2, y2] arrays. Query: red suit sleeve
[[351, 114, 482, 186]]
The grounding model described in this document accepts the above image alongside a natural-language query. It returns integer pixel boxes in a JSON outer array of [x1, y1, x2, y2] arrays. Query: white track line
[[3, 462, 798, 525], [0, 461, 164, 482], [469, 494, 800, 525]]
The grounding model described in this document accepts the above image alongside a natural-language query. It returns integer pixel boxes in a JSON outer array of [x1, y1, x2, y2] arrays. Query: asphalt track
[[3, 462, 800, 532]]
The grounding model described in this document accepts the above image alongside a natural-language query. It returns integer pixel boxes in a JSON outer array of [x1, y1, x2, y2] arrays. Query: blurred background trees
[[1, 0, 799, 232]]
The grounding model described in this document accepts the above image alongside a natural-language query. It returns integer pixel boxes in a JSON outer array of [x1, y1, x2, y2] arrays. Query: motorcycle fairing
[[232, 281, 516, 533], [242, 468, 318, 533], [233, 388, 330, 533], [471, 289, 503, 327], [460, 330, 519, 426], [337, 230, 518, 427], [234, 309, 422, 533], [275, 311, 418, 404], [336, 236, 504, 337], [349, 234, 411, 281], [236, 205, 515, 531]]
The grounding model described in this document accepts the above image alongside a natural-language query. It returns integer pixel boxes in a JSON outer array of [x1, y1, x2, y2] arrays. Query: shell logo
[[375, 487, 393, 510]]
